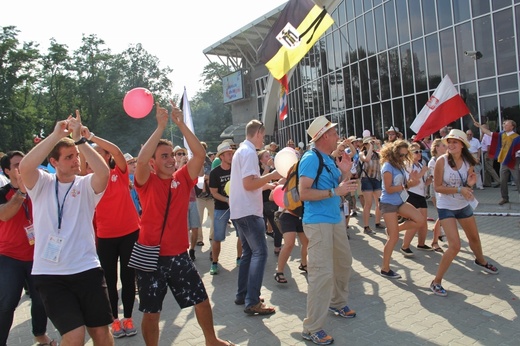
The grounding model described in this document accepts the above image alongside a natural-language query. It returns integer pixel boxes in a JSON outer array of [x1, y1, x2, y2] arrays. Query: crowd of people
[[1, 113, 515, 345]]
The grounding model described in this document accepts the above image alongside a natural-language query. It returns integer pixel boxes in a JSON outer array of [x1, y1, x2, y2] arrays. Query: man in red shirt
[[134, 102, 236, 346], [0, 151, 55, 346]]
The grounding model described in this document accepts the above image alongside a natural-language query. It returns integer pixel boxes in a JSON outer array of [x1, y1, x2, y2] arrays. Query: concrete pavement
[[9, 185, 520, 345]]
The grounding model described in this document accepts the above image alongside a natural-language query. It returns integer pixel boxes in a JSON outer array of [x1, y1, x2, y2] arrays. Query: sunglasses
[[413, 150, 422, 154], [176, 152, 186, 156]]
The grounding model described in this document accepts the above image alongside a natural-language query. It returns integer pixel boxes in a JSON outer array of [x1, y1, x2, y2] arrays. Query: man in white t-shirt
[[466, 130, 483, 189], [19, 111, 113, 345], [480, 124, 500, 187], [230, 119, 280, 315]]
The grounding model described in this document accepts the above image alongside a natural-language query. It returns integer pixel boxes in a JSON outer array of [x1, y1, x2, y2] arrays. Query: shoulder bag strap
[[159, 183, 172, 242]]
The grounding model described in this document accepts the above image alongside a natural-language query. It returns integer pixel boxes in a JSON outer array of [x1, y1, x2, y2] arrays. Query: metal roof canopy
[[203, 3, 286, 71]]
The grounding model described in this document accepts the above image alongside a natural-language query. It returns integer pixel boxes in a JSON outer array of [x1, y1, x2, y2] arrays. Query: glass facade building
[[263, 0, 520, 144]]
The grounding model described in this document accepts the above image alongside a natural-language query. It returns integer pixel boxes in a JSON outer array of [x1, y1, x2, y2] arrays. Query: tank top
[[436, 156, 470, 210]]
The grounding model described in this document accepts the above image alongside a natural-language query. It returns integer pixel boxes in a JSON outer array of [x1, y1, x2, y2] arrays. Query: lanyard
[[55, 178, 75, 231]]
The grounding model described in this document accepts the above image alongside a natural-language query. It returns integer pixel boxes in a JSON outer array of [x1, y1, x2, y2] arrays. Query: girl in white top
[[427, 139, 447, 252], [401, 142, 433, 255], [430, 130, 499, 297]]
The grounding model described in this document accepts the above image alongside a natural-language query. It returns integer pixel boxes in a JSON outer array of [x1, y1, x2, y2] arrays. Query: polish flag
[[410, 75, 470, 140]]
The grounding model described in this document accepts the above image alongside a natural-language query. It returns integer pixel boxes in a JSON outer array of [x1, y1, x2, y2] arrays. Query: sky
[[1, 0, 287, 99]]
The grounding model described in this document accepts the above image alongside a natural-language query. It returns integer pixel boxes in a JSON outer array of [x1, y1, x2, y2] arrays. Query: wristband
[[74, 137, 88, 145], [87, 132, 95, 141], [16, 190, 27, 199], [330, 188, 336, 197], [457, 186, 461, 193]]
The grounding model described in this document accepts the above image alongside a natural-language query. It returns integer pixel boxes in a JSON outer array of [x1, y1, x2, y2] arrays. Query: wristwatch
[[74, 137, 88, 145], [16, 190, 27, 199]]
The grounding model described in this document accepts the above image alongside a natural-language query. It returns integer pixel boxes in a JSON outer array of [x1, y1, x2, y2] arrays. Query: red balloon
[[123, 87, 154, 118], [273, 185, 285, 208]]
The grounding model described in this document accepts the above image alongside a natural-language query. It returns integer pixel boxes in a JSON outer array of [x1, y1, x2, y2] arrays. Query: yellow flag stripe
[[265, 6, 334, 80]]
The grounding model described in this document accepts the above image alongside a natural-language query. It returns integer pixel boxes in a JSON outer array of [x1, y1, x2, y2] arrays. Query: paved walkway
[[9, 185, 520, 345]]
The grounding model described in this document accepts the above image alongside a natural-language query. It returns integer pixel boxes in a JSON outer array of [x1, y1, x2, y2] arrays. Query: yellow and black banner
[[258, 0, 334, 80]]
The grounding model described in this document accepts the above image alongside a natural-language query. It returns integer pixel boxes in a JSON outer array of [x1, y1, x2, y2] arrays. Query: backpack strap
[[311, 148, 327, 188]]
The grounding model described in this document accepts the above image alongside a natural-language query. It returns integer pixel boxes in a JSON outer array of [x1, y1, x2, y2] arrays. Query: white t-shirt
[[230, 140, 263, 219], [436, 156, 470, 210], [468, 137, 481, 155], [406, 160, 427, 197], [27, 170, 104, 275], [0, 173, 9, 187], [481, 134, 492, 152]]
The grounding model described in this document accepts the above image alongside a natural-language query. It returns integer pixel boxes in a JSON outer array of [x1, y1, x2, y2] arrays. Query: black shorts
[[407, 191, 428, 209], [33, 267, 113, 335], [136, 252, 208, 313], [279, 212, 304, 234]]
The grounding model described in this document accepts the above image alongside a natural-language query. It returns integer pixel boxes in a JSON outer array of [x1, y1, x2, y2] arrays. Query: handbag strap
[[159, 183, 172, 242]]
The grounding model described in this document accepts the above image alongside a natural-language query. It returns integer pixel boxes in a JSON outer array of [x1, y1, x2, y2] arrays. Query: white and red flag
[[410, 74, 470, 140]]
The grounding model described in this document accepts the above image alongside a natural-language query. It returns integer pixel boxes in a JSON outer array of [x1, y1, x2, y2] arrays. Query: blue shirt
[[299, 149, 342, 224], [380, 162, 406, 205]]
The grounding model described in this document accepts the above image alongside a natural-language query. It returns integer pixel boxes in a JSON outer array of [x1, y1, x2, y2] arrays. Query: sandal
[[298, 263, 308, 272], [431, 242, 444, 253], [244, 302, 276, 315], [274, 272, 288, 283]]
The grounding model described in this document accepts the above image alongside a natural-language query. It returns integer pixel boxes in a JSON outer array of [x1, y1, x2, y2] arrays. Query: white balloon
[[274, 148, 298, 178]]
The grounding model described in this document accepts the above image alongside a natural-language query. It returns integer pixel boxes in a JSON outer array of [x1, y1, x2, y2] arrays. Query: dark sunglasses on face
[[176, 152, 186, 156], [413, 150, 422, 154]]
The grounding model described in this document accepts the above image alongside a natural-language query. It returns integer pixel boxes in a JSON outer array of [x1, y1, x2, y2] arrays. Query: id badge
[[400, 189, 409, 202], [24, 224, 35, 246], [42, 235, 64, 263], [343, 201, 350, 215], [468, 198, 479, 210]]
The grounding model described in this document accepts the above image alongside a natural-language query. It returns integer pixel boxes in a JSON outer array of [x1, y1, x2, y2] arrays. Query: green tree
[[0, 26, 41, 152]]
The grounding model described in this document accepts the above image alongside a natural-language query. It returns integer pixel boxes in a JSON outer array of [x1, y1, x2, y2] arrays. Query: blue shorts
[[213, 209, 230, 241], [188, 201, 201, 228], [136, 253, 208, 313], [437, 205, 473, 220], [361, 177, 382, 192]]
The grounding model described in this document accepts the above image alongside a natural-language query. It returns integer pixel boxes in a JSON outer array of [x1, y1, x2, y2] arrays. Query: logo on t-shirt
[[111, 174, 118, 182], [71, 188, 81, 198], [171, 180, 180, 189]]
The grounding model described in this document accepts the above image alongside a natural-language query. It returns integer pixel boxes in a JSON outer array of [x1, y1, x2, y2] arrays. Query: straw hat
[[307, 116, 337, 142], [386, 126, 399, 133], [123, 153, 134, 162], [442, 129, 470, 148], [216, 142, 234, 157], [173, 146, 187, 154]]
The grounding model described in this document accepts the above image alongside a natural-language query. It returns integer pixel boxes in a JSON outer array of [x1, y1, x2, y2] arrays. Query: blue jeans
[[232, 215, 268, 308], [0, 255, 48, 345]]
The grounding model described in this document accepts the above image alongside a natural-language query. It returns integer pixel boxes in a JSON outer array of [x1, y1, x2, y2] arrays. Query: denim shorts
[[213, 209, 230, 241], [437, 204, 473, 220], [188, 201, 201, 228], [379, 202, 403, 214], [361, 177, 382, 192]]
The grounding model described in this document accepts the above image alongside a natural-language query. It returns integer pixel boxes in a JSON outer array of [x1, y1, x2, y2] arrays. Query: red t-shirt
[[0, 186, 34, 261], [95, 166, 140, 238], [136, 165, 195, 256]]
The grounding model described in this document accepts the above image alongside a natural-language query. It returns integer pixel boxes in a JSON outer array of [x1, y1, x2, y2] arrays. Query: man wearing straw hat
[[299, 116, 358, 345]]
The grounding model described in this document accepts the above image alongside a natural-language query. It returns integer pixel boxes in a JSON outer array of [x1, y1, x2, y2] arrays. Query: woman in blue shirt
[[379, 140, 426, 279]]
